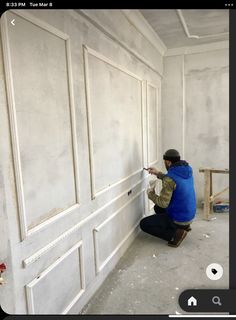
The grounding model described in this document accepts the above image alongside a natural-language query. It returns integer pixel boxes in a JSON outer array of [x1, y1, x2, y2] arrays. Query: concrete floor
[[81, 209, 229, 315]]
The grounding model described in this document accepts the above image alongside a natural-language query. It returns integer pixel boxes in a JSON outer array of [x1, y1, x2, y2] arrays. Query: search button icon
[[212, 296, 222, 306]]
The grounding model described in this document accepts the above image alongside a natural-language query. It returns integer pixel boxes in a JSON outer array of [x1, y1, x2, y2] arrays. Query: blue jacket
[[165, 161, 196, 222]]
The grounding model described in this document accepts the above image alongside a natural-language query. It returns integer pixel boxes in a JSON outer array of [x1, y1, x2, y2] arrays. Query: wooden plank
[[203, 170, 211, 220], [210, 171, 213, 213], [199, 168, 229, 174], [209, 187, 229, 202]]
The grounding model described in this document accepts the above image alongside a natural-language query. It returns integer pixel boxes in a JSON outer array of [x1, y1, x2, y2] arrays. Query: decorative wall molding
[[93, 189, 144, 274], [25, 241, 85, 314], [83, 45, 145, 199], [94, 169, 142, 199], [176, 9, 229, 40], [121, 10, 167, 56], [94, 221, 141, 275], [84, 45, 144, 82], [10, 10, 70, 39], [75, 10, 163, 78], [27, 205, 80, 238], [0, 10, 80, 240], [146, 81, 160, 212], [23, 179, 144, 268], [165, 40, 229, 57], [146, 81, 159, 166]]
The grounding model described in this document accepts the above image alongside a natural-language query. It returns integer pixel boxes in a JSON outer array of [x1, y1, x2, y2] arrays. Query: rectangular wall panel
[[2, 11, 79, 238], [84, 46, 144, 199], [26, 241, 85, 314], [93, 191, 144, 273]]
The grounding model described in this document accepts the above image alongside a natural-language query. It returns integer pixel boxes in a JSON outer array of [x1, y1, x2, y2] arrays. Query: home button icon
[[187, 296, 197, 306]]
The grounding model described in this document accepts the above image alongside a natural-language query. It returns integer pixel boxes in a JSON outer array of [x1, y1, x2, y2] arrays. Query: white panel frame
[[83, 45, 145, 199], [146, 81, 159, 167], [93, 189, 144, 274], [25, 240, 85, 315], [0, 10, 80, 240]]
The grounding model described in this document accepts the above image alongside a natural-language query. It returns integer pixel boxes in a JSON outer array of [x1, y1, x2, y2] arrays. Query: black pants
[[140, 205, 189, 242]]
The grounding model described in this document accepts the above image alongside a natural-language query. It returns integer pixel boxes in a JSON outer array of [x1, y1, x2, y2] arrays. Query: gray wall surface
[[162, 49, 229, 205], [0, 9, 229, 315]]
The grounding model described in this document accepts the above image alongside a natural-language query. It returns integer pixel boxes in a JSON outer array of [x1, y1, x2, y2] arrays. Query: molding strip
[[84, 45, 143, 81], [27, 204, 79, 237], [121, 10, 167, 55], [11, 9, 70, 40], [146, 81, 159, 166], [65, 37, 81, 205], [76, 10, 163, 78], [165, 40, 229, 57], [1, 12, 27, 240]]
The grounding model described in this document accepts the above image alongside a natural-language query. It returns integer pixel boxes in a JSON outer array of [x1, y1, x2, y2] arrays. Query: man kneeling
[[140, 149, 196, 248]]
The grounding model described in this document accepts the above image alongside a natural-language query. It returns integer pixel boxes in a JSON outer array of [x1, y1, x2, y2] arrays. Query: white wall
[[0, 9, 163, 314], [162, 47, 229, 205]]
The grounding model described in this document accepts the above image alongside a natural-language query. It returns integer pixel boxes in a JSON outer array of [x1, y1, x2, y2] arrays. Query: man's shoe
[[186, 225, 192, 232], [168, 229, 188, 247]]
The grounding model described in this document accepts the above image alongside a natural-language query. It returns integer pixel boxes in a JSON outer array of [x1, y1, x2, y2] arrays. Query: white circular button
[[206, 263, 223, 280]]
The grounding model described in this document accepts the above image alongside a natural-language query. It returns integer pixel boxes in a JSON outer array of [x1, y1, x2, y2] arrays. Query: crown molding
[[122, 10, 167, 56], [75, 9, 163, 76]]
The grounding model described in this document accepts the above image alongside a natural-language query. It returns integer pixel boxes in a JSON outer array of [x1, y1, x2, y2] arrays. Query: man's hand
[[146, 187, 155, 196], [147, 167, 159, 176], [146, 180, 157, 196]]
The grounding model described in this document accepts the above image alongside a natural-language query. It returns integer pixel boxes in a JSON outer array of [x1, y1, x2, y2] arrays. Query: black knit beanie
[[163, 149, 181, 162]]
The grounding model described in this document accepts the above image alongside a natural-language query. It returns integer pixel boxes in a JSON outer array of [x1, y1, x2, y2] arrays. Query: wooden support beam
[[199, 168, 229, 174], [209, 187, 229, 202], [203, 170, 211, 220], [210, 171, 213, 212]]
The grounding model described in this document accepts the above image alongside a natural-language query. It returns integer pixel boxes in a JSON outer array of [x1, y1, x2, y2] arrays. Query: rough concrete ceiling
[[140, 10, 229, 49]]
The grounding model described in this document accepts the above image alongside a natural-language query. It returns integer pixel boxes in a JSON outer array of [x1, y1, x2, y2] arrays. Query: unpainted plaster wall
[[0, 9, 162, 314], [162, 49, 229, 205]]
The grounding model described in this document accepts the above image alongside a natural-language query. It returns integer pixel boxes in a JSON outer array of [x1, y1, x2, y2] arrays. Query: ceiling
[[139, 10, 229, 49]]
